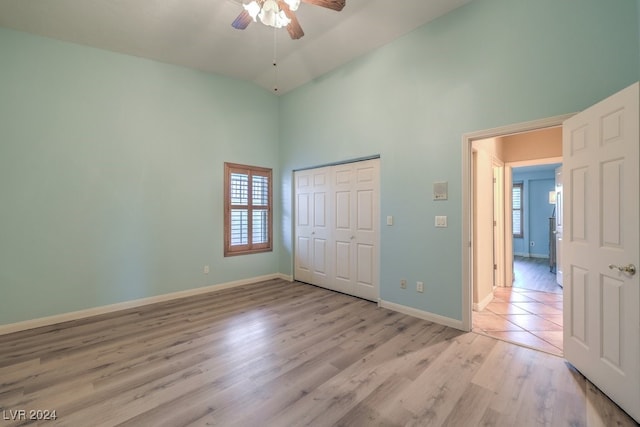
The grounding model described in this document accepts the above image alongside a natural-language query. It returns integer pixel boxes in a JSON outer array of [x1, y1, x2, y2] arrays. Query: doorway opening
[[462, 115, 572, 355]]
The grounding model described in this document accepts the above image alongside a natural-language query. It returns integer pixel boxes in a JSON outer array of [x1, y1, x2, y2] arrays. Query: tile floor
[[472, 286, 563, 356]]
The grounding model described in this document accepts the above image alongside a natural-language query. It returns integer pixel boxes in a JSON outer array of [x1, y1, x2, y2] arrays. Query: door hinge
[[494, 264, 497, 270]]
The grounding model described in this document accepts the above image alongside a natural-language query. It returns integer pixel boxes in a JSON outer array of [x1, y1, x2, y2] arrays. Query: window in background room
[[512, 182, 523, 238], [224, 162, 272, 256]]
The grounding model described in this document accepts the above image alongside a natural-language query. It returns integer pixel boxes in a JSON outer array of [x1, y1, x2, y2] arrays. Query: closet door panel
[[335, 241, 351, 279], [312, 237, 329, 286], [357, 243, 374, 287], [294, 166, 333, 286], [294, 172, 313, 283], [352, 160, 379, 300], [295, 236, 311, 281], [294, 159, 378, 301], [356, 190, 374, 231], [333, 164, 354, 293], [313, 192, 327, 227], [311, 168, 332, 286], [335, 191, 351, 230], [334, 188, 353, 293]]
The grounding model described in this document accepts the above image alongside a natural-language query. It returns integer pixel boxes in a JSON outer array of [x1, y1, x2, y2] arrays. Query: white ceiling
[[0, 0, 473, 94]]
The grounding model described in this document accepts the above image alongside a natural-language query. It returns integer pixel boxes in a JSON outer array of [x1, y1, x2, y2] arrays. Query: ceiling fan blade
[[278, 1, 305, 39], [231, 10, 253, 30], [301, 0, 346, 12]]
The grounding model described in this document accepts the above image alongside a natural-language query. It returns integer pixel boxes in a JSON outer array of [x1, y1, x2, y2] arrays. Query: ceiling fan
[[232, 0, 346, 40]]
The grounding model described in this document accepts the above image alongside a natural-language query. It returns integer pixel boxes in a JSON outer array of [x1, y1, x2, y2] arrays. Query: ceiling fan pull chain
[[273, 27, 279, 93]]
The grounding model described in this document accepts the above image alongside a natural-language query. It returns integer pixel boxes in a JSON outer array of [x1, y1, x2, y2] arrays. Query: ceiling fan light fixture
[[243, 1, 260, 20], [243, 1, 261, 20], [235, 0, 344, 39], [242, 0, 292, 29], [258, 0, 291, 28], [283, 0, 300, 11]]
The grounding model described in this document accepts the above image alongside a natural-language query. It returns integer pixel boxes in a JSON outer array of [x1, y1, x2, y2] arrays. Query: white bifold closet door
[[294, 158, 379, 301]]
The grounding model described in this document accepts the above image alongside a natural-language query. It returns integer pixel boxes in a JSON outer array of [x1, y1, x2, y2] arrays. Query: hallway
[[473, 257, 563, 356]]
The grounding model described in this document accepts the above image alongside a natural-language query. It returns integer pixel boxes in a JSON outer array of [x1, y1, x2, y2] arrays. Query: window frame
[[224, 162, 273, 257], [512, 182, 524, 238]]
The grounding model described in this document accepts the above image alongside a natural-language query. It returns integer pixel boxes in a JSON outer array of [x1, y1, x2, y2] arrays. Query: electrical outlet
[[204, 265, 210, 274], [400, 279, 407, 289], [417, 281, 424, 293]]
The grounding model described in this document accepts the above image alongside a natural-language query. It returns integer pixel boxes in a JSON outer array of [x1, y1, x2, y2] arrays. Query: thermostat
[[433, 181, 448, 201]]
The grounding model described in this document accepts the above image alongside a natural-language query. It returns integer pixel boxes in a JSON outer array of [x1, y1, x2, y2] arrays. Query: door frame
[[461, 113, 574, 331], [492, 161, 505, 288]]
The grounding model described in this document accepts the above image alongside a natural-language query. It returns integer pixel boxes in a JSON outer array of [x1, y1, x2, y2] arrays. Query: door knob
[[608, 264, 636, 275]]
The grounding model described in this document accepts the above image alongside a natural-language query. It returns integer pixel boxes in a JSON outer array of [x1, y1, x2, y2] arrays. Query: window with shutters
[[224, 162, 272, 256], [512, 182, 523, 238]]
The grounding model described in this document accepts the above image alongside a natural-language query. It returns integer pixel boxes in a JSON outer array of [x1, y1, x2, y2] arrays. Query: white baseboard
[[473, 290, 494, 312], [0, 273, 293, 336], [378, 299, 464, 331], [514, 253, 550, 259]]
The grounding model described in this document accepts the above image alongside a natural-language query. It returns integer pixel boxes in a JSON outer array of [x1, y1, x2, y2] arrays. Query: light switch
[[386, 215, 393, 226], [435, 216, 447, 228]]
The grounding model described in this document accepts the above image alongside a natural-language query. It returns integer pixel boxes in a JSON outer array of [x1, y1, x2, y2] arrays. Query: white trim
[[0, 273, 293, 336], [513, 253, 551, 259], [462, 115, 574, 141], [461, 113, 575, 332], [378, 299, 464, 331], [473, 290, 494, 312], [508, 157, 563, 168]]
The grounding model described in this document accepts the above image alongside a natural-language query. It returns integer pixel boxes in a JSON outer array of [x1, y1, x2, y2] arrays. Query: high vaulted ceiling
[[0, 0, 472, 94]]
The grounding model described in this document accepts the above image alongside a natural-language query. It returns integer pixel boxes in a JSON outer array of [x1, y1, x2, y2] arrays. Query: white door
[[294, 159, 380, 302], [333, 163, 355, 295], [328, 159, 379, 301], [555, 167, 563, 286], [294, 167, 332, 289], [350, 160, 379, 300], [563, 82, 639, 423]]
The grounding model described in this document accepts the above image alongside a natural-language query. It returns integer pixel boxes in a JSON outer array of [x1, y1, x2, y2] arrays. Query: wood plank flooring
[[513, 256, 562, 294], [0, 279, 636, 426]]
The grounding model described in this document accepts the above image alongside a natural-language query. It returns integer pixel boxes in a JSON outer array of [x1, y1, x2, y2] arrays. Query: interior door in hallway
[[563, 82, 639, 423], [555, 166, 563, 286]]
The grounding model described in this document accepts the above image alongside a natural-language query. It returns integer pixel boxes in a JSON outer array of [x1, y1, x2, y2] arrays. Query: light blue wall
[[0, 28, 280, 325], [279, 0, 639, 321], [512, 169, 558, 257], [1, 0, 639, 327]]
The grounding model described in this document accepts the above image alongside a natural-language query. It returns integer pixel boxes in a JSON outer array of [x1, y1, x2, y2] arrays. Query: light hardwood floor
[[0, 279, 636, 426], [513, 256, 562, 294]]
